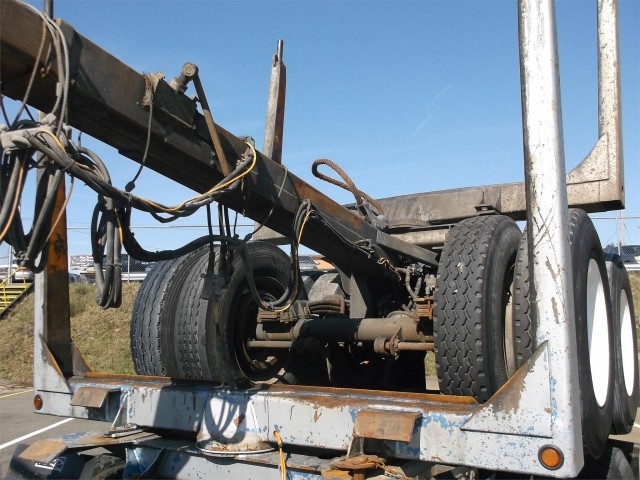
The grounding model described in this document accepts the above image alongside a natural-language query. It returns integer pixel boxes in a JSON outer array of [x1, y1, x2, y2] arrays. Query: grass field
[[0, 273, 638, 386], [0, 283, 138, 385]]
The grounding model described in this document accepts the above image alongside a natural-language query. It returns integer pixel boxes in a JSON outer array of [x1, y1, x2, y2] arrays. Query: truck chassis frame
[[0, 0, 631, 477]]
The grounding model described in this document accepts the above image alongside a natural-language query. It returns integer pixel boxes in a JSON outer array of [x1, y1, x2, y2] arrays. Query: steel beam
[[0, 0, 434, 276], [518, 0, 582, 475], [257, 0, 626, 248], [27, 360, 580, 478], [262, 40, 286, 164]]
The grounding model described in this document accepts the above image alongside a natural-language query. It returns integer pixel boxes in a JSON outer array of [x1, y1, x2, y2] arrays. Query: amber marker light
[[33, 394, 43, 410], [538, 445, 563, 470]]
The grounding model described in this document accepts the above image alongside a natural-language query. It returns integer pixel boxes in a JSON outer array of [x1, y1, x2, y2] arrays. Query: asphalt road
[[0, 387, 109, 478], [1, 384, 639, 478]]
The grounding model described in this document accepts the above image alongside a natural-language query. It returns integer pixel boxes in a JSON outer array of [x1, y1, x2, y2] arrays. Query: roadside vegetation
[[0, 283, 138, 385], [0, 274, 638, 386], [632, 272, 640, 326]]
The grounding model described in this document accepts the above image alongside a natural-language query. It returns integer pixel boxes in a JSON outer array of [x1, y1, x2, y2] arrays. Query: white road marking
[[0, 389, 33, 399], [0, 418, 73, 450]]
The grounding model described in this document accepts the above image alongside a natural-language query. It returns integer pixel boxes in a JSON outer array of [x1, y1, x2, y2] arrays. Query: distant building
[[298, 255, 335, 271]]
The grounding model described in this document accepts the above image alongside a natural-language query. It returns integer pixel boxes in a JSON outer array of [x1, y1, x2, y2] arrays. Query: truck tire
[[577, 446, 634, 479], [130, 250, 205, 376], [200, 241, 305, 385], [434, 215, 521, 402], [170, 246, 213, 379], [567, 209, 614, 459], [604, 253, 639, 435], [511, 230, 536, 369], [513, 209, 614, 459]]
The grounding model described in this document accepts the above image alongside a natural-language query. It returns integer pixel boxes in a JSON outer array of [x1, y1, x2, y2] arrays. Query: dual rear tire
[[605, 253, 639, 435], [434, 215, 521, 402], [130, 241, 306, 385], [435, 209, 636, 460], [563, 209, 614, 459]]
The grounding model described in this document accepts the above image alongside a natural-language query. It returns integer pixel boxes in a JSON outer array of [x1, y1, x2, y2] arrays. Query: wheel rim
[[586, 258, 610, 408], [503, 265, 517, 378], [619, 289, 635, 397], [233, 277, 289, 383]]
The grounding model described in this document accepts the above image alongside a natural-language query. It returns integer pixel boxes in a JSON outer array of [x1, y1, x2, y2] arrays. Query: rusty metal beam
[[30, 0, 78, 384], [262, 40, 286, 164], [0, 0, 437, 275]]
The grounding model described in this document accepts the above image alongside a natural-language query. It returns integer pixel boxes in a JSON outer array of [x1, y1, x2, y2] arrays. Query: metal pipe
[[247, 339, 433, 353], [519, 0, 582, 473], [247, 340, 293, 349], [191, 70, 233, 177], [257, 315, 428, 343], [391, 342, 434, 352]]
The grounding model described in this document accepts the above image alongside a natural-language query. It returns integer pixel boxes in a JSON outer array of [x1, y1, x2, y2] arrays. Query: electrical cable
[[1, 95, 12, 125], [1, 13, 404, 312], [10, 20, 47, 128], [311, 158, 384, 215], [273, 430, 287, 480], [0, 13, 260, 308], [125, 75, 155, 193]]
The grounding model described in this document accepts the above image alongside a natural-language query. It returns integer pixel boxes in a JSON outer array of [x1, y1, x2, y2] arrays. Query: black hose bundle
[[0, 130, 63, 273], [0, 121, 262, 308]]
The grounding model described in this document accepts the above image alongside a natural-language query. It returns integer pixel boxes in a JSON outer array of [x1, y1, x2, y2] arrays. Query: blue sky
[[4, 0, 639, 259]]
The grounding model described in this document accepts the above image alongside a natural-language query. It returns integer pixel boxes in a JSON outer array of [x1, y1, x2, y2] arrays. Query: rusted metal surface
[[38, 0, 71, 373], [331, 455, 384, 480], [45, 342, 596, 478], [190, 66, 233, 177], [461, 342, 552, 437], [70, 386, 114, 408], [354, 410, 421, 443], [517, 0, 583, 475], [321, 469, 353, 479], [0, 0, 428, 278], [17, 431, 156, 464], [0, 0, 625, 266], [595, 0, 624, 205], [287, 315, 428, 343], [263, 40, 286, 164], [38, 164, 73, 375], [16, 439, 67, 465], [27, 362, 588, 476], [6, 0, 628, 477]]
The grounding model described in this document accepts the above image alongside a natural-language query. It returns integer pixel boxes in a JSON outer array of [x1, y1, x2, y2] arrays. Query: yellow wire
[[269, 205, 312, 313], [210, 141, 257, 193], [133, 141, 257, 214], [37, 130, 257, 218], [296, 209, 312, 244], [273, 430, 286, 480], [114, 208, 124, 245], [36, 128, 66, 151]]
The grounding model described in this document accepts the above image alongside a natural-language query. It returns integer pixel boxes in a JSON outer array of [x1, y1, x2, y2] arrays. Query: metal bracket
[[107, 391, 140, 438]]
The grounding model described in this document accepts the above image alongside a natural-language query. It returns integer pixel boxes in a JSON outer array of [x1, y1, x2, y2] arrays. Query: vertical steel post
[[262, 40, 286, 163], [597, 0, 624, 205], [34, 0, 76, 394], [518, 0, 583, 473]]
